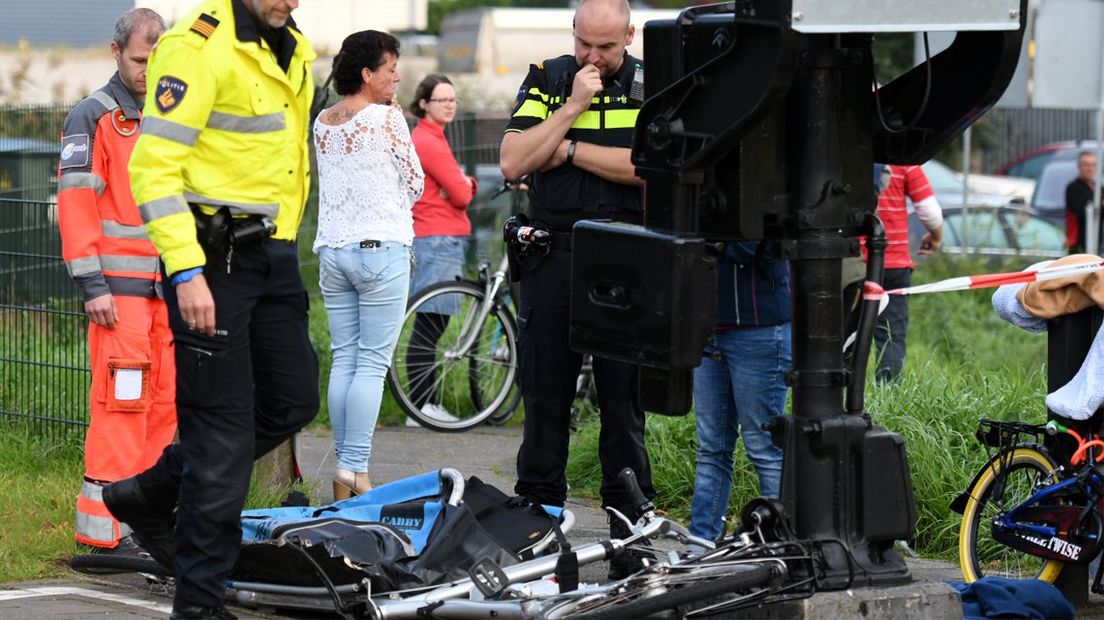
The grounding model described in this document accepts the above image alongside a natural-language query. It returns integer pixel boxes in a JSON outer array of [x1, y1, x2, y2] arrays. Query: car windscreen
[[1031, 159, 1078, 214]]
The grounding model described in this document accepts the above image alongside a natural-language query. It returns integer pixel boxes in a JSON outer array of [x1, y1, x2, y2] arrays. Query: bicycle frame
[[444, 256, 510, 361], [996, 472, 1102, 560], [979, 420, 1104, 565]]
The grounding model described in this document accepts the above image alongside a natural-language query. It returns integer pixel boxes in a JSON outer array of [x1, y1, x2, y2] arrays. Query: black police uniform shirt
[[505, 52, 644, 232]]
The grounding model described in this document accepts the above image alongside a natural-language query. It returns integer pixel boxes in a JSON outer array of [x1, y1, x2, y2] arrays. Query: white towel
[[992, 282, 1047, 333], [1046, 322, 1104, 420]]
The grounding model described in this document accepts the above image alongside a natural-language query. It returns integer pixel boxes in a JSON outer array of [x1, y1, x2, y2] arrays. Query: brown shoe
[[332, 469, 371, 501]]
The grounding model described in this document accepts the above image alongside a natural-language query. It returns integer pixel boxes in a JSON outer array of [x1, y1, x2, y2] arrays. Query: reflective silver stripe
[[106, 275, 159, 298], [75, 511, 117, 543], [100, 255, 160, 273], [207, 110, 286, 133], [59, 172, 107, 195], [67, 256, 102, 277], [81, 479, 104, 502], [139, 195, 189, 223], [101, 220, 150, 240], [142, 116, 200, 146], [184, 191, 279, 218], [76, 480, 118, 545], [88, 90, 119, 111]]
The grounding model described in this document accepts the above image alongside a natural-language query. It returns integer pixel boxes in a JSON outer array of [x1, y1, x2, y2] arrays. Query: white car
[[921, 160, 1035, 209]]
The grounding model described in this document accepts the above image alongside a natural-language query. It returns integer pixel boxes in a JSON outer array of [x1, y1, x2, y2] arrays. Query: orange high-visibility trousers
[[75, 296, 176, 547]]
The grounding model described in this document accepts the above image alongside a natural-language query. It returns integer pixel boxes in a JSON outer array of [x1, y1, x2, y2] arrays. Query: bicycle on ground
[[223, 468, 817, 619], [954, 417, 1104, 588]]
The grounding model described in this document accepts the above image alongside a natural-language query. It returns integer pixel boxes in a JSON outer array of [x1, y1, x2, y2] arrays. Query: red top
[[878, 165, 935, 270], [411, 118, 477, 237]]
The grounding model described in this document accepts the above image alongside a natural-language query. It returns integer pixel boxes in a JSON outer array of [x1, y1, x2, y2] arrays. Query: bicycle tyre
[[486, 380, 521, 426], [564, 563, 776, 620], [388, 281, 518, 432], [958, 446, 1065, 583], [69, 553, 172, 577]]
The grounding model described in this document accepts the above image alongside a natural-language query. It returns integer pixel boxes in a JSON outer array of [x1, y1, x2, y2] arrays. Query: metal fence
[[0, 198, 88, 437], [973, 107, 1097, 173]]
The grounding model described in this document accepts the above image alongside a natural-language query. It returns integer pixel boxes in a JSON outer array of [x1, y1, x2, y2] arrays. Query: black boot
[[102, 477, 175, 571], [169, 605, 238, 619], [607, 515, 652, 580], [80, 534, 147, 558]]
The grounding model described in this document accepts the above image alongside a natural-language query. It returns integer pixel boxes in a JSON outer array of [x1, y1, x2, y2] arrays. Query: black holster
[[503, 214, 527, 283], [192, 205, 231, 255], [191, 205, 276, 256]]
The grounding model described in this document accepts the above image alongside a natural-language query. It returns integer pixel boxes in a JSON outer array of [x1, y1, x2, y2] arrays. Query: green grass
[[0, 428, 85, 582], [0, 422, 317, 584], [567, 253, 1051, 560]]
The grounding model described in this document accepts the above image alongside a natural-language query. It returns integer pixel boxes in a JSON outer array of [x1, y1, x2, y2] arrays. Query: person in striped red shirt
[[873, 164, 944, 381]]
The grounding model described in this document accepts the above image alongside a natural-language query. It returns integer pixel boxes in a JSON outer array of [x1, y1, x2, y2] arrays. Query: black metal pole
[[777, 37, 913, 588]]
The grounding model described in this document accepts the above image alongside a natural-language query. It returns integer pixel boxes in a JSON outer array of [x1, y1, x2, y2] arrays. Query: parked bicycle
[[953, 417, 1104, 587], [388, 179, 596, 432]]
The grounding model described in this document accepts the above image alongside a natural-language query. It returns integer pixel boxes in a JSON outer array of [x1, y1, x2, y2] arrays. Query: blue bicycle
[[954, 418, 1104, 586]]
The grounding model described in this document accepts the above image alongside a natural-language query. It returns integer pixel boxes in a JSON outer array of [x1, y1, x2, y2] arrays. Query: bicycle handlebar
[[618, 467, 655, 517]]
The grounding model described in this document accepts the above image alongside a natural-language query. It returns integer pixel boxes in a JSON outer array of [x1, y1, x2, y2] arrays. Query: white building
[[0, 0, 428, 103], [0, 1, 426, 52], [439, 8, 680, 76], [137, 0, 427, 53]]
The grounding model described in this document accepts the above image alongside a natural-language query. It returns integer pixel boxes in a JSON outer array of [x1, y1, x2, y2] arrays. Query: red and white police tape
[[885, 259, 1104, 297]]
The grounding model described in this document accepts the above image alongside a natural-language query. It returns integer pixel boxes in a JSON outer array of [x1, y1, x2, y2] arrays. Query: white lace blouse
[[312, 104, 425, 251]]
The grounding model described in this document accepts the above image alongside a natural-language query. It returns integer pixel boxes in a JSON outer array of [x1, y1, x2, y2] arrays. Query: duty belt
[[548, 231, 572, 251]]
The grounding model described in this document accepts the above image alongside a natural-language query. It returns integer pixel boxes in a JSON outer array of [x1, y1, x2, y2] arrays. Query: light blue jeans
[[689, 323, 792, 542], [411, 236, 468, 314], [319, 242, 410, 472]]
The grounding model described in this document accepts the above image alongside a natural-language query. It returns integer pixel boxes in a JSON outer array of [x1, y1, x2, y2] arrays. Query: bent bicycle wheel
[[958, 446, 1064, 583], [388, 281, 518, 432], [562, 563, 777, 619]]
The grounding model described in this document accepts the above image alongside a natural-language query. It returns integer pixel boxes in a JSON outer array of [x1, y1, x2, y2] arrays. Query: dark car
[[1029, 144, 1104, 226], [909, 205, 1065, 259], [995, 141, 1080, 179]]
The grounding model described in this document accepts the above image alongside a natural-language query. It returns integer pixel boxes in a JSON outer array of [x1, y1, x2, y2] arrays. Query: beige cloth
[[1017, 254, 1104, 319]]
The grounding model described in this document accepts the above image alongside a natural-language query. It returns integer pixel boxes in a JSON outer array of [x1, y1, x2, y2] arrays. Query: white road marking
[[0, 586, 172, 613]]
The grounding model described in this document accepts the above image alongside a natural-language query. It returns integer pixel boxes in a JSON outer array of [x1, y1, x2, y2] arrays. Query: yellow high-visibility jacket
[[129, 0, 316, 275]]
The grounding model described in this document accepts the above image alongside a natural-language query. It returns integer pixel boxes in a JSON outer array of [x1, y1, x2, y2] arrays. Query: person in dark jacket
[[689, 241, 792, 543], [1065, 150, 1101, 254]]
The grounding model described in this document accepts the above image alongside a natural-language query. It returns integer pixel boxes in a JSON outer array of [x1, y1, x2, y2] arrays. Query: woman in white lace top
[[313, 30, 424, 501]]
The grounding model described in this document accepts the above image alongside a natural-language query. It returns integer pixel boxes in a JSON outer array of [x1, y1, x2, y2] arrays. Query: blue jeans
[[411, 236, 468, 314], [319, 242, 410, 472], [689, 323, 792, 542]]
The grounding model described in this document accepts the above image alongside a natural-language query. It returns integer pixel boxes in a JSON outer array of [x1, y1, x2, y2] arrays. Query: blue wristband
[[170, 267, 203, 286]]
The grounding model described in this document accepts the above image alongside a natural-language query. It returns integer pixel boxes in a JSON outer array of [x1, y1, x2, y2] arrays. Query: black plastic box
[[569, 220, 716, 369]]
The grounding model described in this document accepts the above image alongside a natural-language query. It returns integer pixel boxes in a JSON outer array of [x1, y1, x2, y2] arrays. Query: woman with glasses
[[405, 74, 479, 423]]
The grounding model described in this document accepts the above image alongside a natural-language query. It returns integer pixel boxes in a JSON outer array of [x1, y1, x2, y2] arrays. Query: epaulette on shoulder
[[189, 13, 219, 40], [535, 62, 543, 70]]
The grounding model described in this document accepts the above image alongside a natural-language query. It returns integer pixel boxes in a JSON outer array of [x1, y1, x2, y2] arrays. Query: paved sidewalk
[[4, 424, 1104, 618]]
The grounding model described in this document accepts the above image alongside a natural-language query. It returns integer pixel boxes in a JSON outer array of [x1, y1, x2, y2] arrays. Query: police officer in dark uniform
[[500, 0, 654, 579]]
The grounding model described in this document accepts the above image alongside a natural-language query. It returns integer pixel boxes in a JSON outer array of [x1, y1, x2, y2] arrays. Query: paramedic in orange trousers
[[57, 7, 174, 558]]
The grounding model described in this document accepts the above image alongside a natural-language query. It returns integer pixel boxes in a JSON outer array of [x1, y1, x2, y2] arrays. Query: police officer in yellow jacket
[[101, 1, 319, 617]]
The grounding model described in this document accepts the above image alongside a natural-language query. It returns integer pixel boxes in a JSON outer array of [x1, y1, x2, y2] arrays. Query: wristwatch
[[566, 139, 578, 165]]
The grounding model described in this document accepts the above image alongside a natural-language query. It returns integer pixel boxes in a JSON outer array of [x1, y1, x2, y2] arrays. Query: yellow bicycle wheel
[[959, 446, 1064, 583]]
